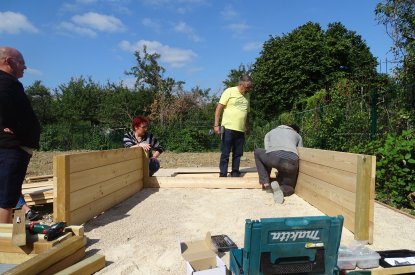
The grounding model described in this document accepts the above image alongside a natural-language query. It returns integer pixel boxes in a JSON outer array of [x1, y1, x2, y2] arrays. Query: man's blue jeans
[[219, 128, 245, 177], [0, 148, 31, 208]]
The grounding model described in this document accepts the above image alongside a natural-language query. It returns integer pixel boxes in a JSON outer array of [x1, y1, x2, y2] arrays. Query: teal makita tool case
[[229, 215, 344, 275]]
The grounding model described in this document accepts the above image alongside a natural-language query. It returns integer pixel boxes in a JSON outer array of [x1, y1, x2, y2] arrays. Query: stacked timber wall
[[296, 147, 376, 243], [52, 147, 375, 243], [53, 148, 148, 225]]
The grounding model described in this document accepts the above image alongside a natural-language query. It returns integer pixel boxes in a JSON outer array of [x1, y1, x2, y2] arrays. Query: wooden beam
[[142, 150, 149, 187], [69, 158, 143, 193], [371, 266, 415, 274], [298, 147, 359, 173], [54, 254, 105, 275], [70, 169, 141, 211], [354, 155, 375, 243], [4, 236, 86, 275], [69, 181, 141, 225], [147, 177, 261, 189], [54, 155, 70, 224], [12, 209, 26, 246], [0, 223, 13, 240], [38, 247, 86, 275], [68, 148, 140, 173], [0, 252, 36, 264]]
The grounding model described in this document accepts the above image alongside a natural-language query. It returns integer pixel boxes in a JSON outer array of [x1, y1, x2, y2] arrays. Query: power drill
[[27, 222, 50, 234], [44, 222, 66, 241], [27, 221, 66, 241]]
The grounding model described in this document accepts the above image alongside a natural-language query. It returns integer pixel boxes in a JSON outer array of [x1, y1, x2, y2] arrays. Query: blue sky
[[2, 0, 394, 96]]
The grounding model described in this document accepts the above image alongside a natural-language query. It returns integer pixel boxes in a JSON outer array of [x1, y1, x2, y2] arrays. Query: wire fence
[[39, 84, 414, 152]]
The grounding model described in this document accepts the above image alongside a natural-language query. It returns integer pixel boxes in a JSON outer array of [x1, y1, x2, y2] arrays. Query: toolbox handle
[[260, 247, 325, 274]]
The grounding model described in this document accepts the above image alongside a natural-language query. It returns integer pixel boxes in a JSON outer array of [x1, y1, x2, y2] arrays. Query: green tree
[[26, 80, 56, 125], [55, 76, 102, 125], [250, 21, 377, 122], [375, 0, 415, 70], [222, 64, 252, 89]]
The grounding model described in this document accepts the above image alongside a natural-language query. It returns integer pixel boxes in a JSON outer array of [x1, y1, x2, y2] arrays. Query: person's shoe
[[261, 182, 270, 190], [271, 181, 284, 204], [26, 210, 40, 221], [219, 173, 227, 177]]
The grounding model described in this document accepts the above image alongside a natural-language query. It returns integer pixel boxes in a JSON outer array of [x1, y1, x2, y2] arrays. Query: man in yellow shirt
[[214, 75, 252, 177]]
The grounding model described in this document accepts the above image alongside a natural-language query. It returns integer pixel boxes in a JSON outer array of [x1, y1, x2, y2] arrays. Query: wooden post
[[54, 155, 71, 224], [142, 149, 149, 187], [354, 155, 374, 243], [12, 209, 26, 246]]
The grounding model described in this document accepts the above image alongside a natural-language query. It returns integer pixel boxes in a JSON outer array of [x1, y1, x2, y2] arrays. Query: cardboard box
[[180, 232, 226, 275]]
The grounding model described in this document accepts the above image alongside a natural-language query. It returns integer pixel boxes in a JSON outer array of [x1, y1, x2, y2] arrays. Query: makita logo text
[[270, 230, 320, 242]]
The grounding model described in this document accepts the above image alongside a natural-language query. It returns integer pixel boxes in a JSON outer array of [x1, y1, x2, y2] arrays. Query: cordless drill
[[27, 222, 50, 234], [27, 221, 66, 241]]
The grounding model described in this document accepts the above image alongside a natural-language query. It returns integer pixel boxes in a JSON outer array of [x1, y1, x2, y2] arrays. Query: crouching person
[[254, 124, 303, 204], [123, 116, 164, 176]]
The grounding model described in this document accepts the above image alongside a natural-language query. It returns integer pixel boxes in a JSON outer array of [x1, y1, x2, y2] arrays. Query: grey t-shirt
[[264, 125, 303, 155]]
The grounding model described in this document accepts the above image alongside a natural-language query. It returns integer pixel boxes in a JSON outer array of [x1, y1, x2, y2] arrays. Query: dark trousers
[[219, 128, 245, 176], [0, 148, 31, 208], [254, 148, 299, 196]]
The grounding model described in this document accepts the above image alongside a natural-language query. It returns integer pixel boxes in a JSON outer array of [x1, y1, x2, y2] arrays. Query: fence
[[38, 84, 414, 152]]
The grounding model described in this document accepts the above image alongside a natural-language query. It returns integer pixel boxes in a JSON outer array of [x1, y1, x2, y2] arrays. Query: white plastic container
[[337, 244, 381, 270], [356, 247, 381, 269]]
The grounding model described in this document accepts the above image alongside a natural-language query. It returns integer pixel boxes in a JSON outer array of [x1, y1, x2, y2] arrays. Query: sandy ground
[[82, 188, 415, 275], [27, 151, 415, 274]]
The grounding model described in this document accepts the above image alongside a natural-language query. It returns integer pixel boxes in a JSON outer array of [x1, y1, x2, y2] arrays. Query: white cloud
[[72, 12, 125, 32], [119, 40, 197, 68], [0, 12, 38, 34], [221, 5, 238, 20], [227, 23, 249, 34], [173, 21, 201, 42], [243, 41, 262, 51], [58, 21, 97, 37], [142, 18, 160, 32]]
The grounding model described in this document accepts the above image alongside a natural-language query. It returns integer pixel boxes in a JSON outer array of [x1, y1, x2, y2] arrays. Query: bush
[[355, 130, 415, 212]]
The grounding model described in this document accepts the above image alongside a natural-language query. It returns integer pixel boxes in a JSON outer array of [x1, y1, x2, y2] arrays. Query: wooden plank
[[69, 181, 142, 225], [295, 178, 356, 232], [354, 155, 374, 243], [4, 236, 87, 275], [25, 175, 53, 182], [370, 266, 415, 274], [38, 247, 86, 275], [147, 177, 262, 189], [64, 226, 84, 237], [0, 223, 13, 234], [12, 209, 26, 246], [173, 172, 258, 178], [22, 182, 53, 190], [298, 147, 359, 173], [299, 160, 357, 193], [296, 173, 356, 213], [0, 252, 36, 264], [55, 254, 105, 275], [68, 148, 142, 173], [70, 170, 141, 211], [54, 155, 70, 225], [33, 232, 74, 254], [154, 167, 257, 177], [142, 151, 149, 187], [26, 198, 54, 207], [69, 158, 143, 192], [0, 238, 34, 254]]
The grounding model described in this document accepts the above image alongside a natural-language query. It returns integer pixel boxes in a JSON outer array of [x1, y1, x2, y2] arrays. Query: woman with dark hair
[[123, 116, 164, 176]]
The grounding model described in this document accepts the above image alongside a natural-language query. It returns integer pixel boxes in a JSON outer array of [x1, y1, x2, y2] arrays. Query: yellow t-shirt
[[219, 86, 250, 132]]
